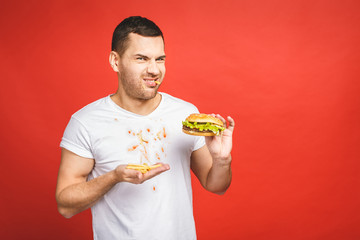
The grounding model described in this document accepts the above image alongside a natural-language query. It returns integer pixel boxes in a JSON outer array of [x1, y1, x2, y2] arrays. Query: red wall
[[1, 0, 360, 239]]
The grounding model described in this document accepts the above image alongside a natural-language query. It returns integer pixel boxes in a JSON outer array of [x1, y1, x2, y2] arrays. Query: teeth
[[143, 79, 160, 84]]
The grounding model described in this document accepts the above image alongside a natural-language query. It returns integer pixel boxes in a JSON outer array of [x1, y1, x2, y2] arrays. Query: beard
[[119, 70, 162, 101]]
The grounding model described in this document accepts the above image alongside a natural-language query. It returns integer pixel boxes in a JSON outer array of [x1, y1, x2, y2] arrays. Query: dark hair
[[111, 16, 164, 56]]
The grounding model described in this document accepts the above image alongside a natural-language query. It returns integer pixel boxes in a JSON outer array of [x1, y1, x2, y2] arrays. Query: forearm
[[205, 156, 232, 195], [56, 163, 170, 218], [56, 170, 119, 218]]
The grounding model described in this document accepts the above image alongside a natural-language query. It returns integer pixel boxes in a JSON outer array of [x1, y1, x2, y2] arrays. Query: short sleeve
[[189, 105, 206, 151], [60, 116, 94, 159], [193, 136, 205, 151]]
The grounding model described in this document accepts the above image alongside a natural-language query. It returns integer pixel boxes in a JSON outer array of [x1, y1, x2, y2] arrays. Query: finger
[[226, 116, 235, 132], [215, 114, 225, 121], [140, 165, 169, 182], [147, 163, 170, 176], [215, 114, 227, 128], [124, 168, 143, 179], [122, 169, 144, 184]]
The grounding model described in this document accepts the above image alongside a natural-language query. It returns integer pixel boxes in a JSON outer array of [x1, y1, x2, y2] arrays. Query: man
[[56, 16, 235, 240]]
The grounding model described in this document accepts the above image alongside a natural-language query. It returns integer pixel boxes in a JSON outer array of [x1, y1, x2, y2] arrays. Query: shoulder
[[71, 96, 109, 122]]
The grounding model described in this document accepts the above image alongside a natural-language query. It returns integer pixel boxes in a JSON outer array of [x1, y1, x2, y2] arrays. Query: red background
[[1, 0, 360, 239]]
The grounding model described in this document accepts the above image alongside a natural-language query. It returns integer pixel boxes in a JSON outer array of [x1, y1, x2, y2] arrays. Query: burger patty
[[182, 125, 214, 133]]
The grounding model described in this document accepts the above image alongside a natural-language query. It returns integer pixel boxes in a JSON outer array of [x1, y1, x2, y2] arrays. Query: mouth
[[143, 78, 161, 87]]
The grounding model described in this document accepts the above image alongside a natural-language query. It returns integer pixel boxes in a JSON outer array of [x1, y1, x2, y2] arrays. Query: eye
[[135, 55, 148, 61], [156, 57, 166, 62]]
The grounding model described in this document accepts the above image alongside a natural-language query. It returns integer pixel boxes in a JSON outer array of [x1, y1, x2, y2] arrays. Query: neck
[[110, 92, 162, 116]]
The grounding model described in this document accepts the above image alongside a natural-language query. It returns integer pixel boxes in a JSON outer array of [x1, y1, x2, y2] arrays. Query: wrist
[[213, 155, 232, 167], [111, 167, 124, 183]]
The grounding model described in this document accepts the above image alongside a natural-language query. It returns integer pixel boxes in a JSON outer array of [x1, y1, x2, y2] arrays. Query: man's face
[[117, 33, 166, 101]]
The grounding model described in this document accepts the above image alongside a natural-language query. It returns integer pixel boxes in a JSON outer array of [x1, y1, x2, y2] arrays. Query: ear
[[109, 51, 120, 72]]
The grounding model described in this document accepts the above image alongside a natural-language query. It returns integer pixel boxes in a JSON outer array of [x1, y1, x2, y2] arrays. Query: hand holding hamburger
[[182, 113, 235, 163], [182, 113, 235, 194]]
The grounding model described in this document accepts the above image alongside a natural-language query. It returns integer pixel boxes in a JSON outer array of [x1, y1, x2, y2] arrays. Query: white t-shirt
[[60, 93, 205, 240]]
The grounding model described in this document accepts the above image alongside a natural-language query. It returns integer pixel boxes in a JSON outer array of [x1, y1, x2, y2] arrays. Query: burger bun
[[182, 128, 217, 136], [185, 114, 224, 127]]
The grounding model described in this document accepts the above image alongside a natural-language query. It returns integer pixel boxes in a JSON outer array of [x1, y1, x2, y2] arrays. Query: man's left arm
[[190, 115, 235, 195]]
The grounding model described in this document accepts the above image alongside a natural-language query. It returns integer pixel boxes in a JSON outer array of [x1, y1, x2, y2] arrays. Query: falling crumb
[[115, 118, 118, 121], [153, 186, 156, 191]]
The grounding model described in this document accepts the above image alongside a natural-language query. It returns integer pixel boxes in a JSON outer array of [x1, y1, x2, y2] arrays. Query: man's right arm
[[55, 148, 170, 218]]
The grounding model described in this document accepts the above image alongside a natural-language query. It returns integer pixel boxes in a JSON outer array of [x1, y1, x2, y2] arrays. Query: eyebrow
[[157, 55, 166, 59], [134, 54, 166, 59]]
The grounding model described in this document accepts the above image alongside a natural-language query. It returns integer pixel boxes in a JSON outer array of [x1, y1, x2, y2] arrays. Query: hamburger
[[182, 113, 225, 136]]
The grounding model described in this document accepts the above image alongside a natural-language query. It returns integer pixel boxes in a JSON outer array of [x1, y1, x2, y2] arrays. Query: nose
[[147, 59, 160, 75]]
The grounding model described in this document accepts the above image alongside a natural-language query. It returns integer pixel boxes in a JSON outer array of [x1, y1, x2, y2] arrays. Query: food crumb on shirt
[[128, 145, 139, 151], [163, 127, 167, 138]]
